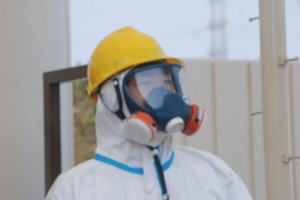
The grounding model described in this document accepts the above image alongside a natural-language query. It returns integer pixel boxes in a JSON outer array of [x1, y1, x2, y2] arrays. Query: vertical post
[[44, 78, 61, 192], [43, 65, 87, 194], [259, 0, 293, 200]]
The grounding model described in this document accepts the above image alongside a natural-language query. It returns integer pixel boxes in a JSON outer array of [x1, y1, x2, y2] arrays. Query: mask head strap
[[112, 78, 126, 120]]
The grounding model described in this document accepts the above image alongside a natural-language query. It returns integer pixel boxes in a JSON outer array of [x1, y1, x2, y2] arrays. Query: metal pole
[[259, 0, 294, 199]]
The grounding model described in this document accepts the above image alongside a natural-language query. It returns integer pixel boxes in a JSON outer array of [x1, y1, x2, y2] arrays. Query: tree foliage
[[73, 79, 96, 164]]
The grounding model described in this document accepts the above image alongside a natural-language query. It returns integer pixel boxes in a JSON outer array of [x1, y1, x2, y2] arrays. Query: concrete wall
[[0, 1, 69, 199]]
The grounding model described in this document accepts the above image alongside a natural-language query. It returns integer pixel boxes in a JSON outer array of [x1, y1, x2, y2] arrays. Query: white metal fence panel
[[213, 61, 252, 191], [290, 63, 300, 200], [175, 59, 300, 200], [250, 62, 267, 200]]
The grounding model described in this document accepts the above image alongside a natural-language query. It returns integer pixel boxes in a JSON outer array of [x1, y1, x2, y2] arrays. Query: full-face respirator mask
[[98, 62, 205, 145]]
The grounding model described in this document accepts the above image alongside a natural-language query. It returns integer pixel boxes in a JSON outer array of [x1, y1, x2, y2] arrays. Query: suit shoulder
[[173, 145, 237, 179], [45, 159, 100, 199]]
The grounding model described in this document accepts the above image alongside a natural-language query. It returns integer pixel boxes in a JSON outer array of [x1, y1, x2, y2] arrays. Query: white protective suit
[[46, 100, 253, 200]]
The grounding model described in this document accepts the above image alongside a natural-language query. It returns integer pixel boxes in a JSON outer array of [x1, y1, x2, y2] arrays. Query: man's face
[[127, 67, 176, 107]]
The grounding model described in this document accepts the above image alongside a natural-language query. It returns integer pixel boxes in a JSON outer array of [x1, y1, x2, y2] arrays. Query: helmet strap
[[112, 78, 126, 120]]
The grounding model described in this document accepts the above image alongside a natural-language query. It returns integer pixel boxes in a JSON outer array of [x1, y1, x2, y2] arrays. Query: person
[[45, 26, 253, 200]]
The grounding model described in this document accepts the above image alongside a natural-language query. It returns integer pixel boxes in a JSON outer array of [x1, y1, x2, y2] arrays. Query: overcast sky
[[69, 0, 300, 66]]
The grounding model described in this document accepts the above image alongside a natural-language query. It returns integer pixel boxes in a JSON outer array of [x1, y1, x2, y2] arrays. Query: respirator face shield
[[123, 62, 197, 133], [125, 63, 190, 110]]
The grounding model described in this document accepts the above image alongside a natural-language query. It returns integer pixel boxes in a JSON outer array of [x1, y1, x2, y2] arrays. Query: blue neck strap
[[94, 151, 174, 175]]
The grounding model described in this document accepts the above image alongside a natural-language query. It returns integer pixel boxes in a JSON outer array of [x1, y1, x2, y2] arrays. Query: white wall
[[0, 1, 69, 199], [173, 59, 300, 200]]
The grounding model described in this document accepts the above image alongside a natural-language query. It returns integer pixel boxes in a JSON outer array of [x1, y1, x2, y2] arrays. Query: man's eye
[[164, 80, 172, 86]]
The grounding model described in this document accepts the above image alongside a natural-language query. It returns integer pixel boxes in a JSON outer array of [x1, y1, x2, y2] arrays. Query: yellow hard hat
[[87, 26, 181, 103]]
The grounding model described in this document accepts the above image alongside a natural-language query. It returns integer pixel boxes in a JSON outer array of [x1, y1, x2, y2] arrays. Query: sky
[[69, 0, 300, 66]]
